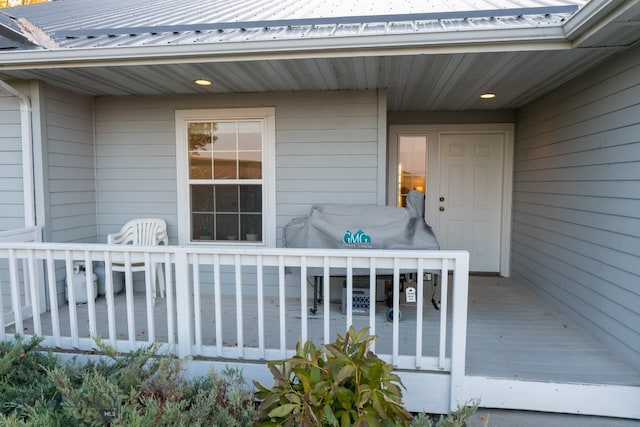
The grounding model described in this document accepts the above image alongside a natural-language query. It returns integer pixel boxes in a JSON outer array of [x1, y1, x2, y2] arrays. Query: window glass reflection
[[212, 122, 236, 151]]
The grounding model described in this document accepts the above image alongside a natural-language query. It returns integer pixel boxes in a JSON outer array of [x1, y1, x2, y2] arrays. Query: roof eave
[[0, 26, 570, 71], [563, 0, 640, 45]]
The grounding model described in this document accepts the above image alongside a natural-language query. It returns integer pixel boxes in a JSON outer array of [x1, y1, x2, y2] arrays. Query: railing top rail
[[0, 241, 469, 261]]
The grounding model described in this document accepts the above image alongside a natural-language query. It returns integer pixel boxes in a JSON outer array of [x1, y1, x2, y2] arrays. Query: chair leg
[[150, 263, 157, 302]]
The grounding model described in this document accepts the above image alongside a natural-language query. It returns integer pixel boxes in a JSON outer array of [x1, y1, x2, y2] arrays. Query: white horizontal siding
[[0, 91, 24, 230], [513, 43, 640, 370], [45, 86, 96, 243], [94, 90, 381, 245]]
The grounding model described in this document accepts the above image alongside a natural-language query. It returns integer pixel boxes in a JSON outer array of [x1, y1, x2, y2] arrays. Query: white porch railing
[[0, 240, 469, 411]]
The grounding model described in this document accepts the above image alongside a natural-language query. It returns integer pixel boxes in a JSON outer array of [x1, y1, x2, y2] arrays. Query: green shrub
[[254, 326, 412, 427], [0, 335, 64, 421], [0, 336, 257, 426]]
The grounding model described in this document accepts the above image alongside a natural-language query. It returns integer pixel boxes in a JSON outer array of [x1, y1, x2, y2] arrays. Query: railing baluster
[[64, 251, 79, 348], [164, 253, 175, 347], [234, 254, 243, 358], [438, 259, 449, 370], [392, 258, 400, 366], [22, 259, 30, 307], [123, 251, 136, 348], [27, 250, 41, 336], [45, 250, 60, 346], [103, 251, 117, 346], [301, 256, 307, 344], [415, 258, 424, 368], [256, 256, 265, 358], [213, 254, 222, 357], [346, 257, 353, 329], [83, 251, 97, 339], [369, 257, 376, 353], [192, 254, 201, 353], [8, 250, 22, 335], [278, 255, 286, 358], [323, 257, 330, 345], [144, 252, 155, 344]]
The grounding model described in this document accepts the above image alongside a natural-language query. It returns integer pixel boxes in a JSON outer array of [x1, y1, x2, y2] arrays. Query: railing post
[[449, 251, 470, 412], [174, 250, 193, 357]]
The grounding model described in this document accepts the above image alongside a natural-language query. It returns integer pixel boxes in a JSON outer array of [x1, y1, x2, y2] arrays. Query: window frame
[[176, 107, 276, 246]]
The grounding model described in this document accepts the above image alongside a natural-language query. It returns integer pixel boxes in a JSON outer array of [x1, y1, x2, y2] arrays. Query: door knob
[[439, 206, 445, 212], [439, 197, 445, 202]]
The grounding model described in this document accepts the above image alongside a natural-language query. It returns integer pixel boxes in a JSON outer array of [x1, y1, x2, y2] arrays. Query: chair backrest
[[107, 218, 168, 246]]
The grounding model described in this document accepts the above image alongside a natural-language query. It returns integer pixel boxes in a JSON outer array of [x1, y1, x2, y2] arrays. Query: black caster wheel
[[385, 307, 402, 322]]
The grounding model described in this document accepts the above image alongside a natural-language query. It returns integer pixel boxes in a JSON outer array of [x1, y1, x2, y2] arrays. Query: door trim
[[388, 124, 513, 276]]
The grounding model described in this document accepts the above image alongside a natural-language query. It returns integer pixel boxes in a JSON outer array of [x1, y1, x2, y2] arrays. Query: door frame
[[388, 124, 514, 276]]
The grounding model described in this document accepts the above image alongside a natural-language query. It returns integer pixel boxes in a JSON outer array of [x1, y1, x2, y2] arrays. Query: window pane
[[241, 214, 261, 241], [189, 152, 212, 179], [238, 151, 261, 179], [188, 122, 212, 151], [192, 213, 214, 240], [216, 214, 239, 241], [238, 121, 262, 150], [213, 152, 238, 179], [240, 185, 262, 212], [191, 185, 214, 212], [212, 122, 236, 151], [215, 185, 238, 212]]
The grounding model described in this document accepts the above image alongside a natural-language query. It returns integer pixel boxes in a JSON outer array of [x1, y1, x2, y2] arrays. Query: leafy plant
[[254, 326, 412, 426]]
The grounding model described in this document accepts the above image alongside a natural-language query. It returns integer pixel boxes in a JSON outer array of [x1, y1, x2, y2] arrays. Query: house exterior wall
[[513, 43, 640, 370], [0, 82, 26, 231], [43, 85, 96, 243], [94, 90, 382, 245]]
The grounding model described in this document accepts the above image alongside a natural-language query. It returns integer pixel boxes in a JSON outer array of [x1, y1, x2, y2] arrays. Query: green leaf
[[336, 386, 354, 410], [268, 403, 298, 418], [340, 410, 352, 427], [310, 365, 322, 383], [268, 362, 287, 382], [285, 392, 302, 404], [334, 364, 356, 384], [323, 404, 339, 426]]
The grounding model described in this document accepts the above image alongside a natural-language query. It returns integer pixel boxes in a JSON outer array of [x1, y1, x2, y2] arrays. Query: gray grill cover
[[283, 191, 439, 250]]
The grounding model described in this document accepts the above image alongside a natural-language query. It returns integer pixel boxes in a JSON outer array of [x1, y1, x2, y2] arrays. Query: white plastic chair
[[107, 218, 169, 301]]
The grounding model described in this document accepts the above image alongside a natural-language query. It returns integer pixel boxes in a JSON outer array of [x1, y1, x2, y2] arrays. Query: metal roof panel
[[2, 0, 587, 50]]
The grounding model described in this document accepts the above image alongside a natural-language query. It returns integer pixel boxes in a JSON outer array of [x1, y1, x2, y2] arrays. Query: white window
[[176, 108, 275, 245]]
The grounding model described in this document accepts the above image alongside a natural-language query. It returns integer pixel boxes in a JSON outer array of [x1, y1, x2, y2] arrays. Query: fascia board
[[0, 26, 570, 71], [563, 0, 640, 45]]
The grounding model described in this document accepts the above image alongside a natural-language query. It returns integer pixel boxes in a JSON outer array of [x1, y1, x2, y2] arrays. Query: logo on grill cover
[[342, 230, 372, 248]]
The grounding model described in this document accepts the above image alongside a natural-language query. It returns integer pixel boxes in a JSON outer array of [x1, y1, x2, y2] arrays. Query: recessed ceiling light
[[480, 92, 496, 99], [194, 79, 212, 86]]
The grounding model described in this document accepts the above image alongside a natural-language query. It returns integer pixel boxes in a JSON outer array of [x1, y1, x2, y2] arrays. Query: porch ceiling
[[0, 47, 624, 111], [0, 0, 639, 111]]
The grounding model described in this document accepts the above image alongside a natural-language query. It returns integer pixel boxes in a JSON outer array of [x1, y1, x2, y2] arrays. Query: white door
[[437, 132, 505, 272]]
